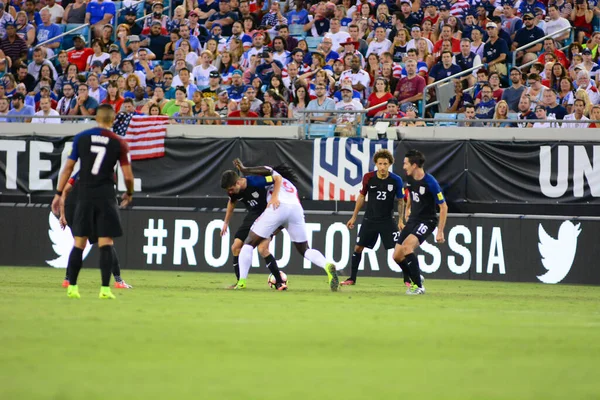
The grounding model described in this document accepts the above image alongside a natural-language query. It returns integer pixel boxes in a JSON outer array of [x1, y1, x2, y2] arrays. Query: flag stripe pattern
[[117, 115, 170, 160]]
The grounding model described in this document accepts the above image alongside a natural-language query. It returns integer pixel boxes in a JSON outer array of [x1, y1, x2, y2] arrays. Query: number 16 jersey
[[359, 171, 405, 222]]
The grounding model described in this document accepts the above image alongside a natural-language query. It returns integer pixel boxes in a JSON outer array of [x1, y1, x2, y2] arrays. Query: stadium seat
[[434, 113, 457, 126], [113, 1, 123, 11], [305, 36, 323, 51], [307, 124, 335, 138], [289, 24, 305, 37]]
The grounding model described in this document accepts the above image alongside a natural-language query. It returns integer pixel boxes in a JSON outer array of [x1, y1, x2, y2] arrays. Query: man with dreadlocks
[[229, 159, 340, 292]]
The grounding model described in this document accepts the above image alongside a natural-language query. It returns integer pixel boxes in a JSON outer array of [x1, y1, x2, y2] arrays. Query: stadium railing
[[34, 23, 92, 56], [510, 25, 572, 70]]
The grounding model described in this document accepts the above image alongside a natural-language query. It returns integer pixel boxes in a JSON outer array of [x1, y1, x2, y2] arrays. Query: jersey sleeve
[[425, 174, 445, 204], [68, 171, 80, 185], [391, 173, 404, 199], [359, 172, 371, 196], [68, 133, 82, 161], [246, 175, 274, 187]]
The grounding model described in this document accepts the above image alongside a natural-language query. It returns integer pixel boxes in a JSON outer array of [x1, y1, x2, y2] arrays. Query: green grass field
[[1, 267, 599, 400]]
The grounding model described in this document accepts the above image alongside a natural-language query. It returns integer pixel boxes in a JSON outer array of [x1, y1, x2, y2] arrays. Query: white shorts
[[251, 203, 308, 243]]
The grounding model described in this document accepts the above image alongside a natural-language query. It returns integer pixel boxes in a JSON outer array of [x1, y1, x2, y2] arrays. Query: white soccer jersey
[[268, 170, 301, 205]]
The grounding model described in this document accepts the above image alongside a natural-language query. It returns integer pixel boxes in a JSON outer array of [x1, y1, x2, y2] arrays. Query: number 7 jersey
[[68, 127, 131, 196]]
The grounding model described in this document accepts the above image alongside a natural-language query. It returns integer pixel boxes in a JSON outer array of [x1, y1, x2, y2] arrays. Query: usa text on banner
[[123, 116, 170, 160]]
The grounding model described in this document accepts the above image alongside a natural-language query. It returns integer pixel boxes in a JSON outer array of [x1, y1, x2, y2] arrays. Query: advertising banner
[[1, 137, 599, 211], [2, 207, 597, 286]]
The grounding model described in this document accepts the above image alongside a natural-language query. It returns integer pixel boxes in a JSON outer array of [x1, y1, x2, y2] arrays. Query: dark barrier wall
[[1, 138, 599, 215], [2, 207, 597, 285]]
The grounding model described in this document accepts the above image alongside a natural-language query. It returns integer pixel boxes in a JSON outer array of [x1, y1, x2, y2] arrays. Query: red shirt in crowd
[[227, 110, 258, 125], [367, 92, 393, 117], [68, 47, 95, 72], [395, 75, 426, 103]]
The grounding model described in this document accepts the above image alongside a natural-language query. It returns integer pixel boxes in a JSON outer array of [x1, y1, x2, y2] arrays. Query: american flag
[[114, 113, 169, 160]]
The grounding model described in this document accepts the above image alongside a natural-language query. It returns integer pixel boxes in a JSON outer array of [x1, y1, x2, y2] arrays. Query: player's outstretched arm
[[436, 201, 448, 243], [221, 199, 236, 236], [120, 164, 135, 208], [347, 194, 365, 229], [233, 158, 273, 176], [52, 159, 76, 217]]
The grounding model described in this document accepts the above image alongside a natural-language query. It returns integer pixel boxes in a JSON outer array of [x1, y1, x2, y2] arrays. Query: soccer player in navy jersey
[[342, 149, 406, 286], [58, 172, 133, 289], [394, 149, 447, 295], [52, 104, 134, 299], [221, 168, 286, 289]]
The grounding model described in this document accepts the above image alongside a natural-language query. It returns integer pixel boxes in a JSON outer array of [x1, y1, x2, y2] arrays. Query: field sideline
[[1, 266, 599, 400]]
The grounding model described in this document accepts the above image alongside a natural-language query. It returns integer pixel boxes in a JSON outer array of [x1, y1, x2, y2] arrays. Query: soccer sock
[[399, 259, 411, 284], [264, 254, 283, 284], [233, 255, 240, 281], [67, 247, 84, 285], [405, 253, 422, 288], [304, 248, 327, 269], [64, 266, 69, 281], [99, 245, 114, 287], [111, 246, 122, 282], [238, 244, 254, 280], [350, 251, 362, 281]]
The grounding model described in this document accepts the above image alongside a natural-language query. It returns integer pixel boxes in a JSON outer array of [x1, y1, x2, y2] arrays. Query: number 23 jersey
[[359, 171, 405, 221]]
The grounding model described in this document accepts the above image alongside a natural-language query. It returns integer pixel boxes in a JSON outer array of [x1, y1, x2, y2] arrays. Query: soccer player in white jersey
[[233, 159, 340, 291]]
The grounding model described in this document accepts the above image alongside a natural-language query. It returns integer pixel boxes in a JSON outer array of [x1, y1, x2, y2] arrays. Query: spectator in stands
[[206, 0, 238, 36], [23, 0, 41, 27], [366, 77, 393, 118], [15, 82, 35, 108], [490, 100, 511, 127], [243, 86, 262, 113], [448, 78, 474, 113], [63, 0, 86, 24], [306, 82, 335, 122], [394, 59, 425, 111], [261, 1, 287, 29], [28, 49, 57, 83], [102, 81, 124, 112], [14, 11, 36, 47], [475, 85, 496, 120], [537, 38, 569, 69], [501, 68, 525, 112], [258, 101, 279, 125], [428, 51, 461, 84], [399, 104, 426, 127], [339, 54, 370, 99], [483, 22, 508, 78], [433, 25, 460, 55], [304, 2, 329, 38], [588, 105, 600, 127], [8, 92, 35, 122], [366, 26, 393, 58], [69, 83, 97, 116], [571, 0, 593, 45], [579, 48, 599, 78], [85, 0, 115, 38], [268, 74, 288, 101], [522, 73, 547, 109], [34, 64, 56, 93], [0, 96, 9, 122], [56, 82, 75, 116], [543, 88, 567, 120], [215, 89, 231, 117], [101, 45, 121, 82], [200, 70, 221, 101], [67, 35, 94, 73], [459, 103, 480, 127], [476, 72, 503, 104], [512, 12, 544, 65], [529, 104, 555, 128], [286, 0, 308, 25], [122, 7, 143, 36], [374, 97, 403, 125], [453, 38, 481, 87], [37, 9, 62, 58], [228, 96, 258, 125], [173, 68, 197, 100], [563, 98, 590, 128], [288, 85, 308, 120], [161, 86, 193, 116], [141, 22, 171, 62], [0, 22, 27, 68], [517, 96, 536, 126], [42, 0, 64, 24], [548, 62, 567, 92], [500, 3, 522, 41], [333, 83, 363, 136], [576, 70, 600, 105], [264, 89, 288, 119], [254, 48, 283, 85], [575, 88, 592, 117], [277, 24, 299, 53], [323, 18, 350, 54], [174, 25, 200, 54], [172, 101, 196, 124], [32, 95, 60, 124], [86, 39, 110, 72], [544, 5, 570, 44], [0, 2, 15, 40], [87, 73, 106, 104], [163, 29, 180, 63], [121, 59, 146, 87], [469, 27, 484, 58]]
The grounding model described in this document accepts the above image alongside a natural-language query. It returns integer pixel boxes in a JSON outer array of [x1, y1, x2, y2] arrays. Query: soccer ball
[[268, 272, 288, 288]]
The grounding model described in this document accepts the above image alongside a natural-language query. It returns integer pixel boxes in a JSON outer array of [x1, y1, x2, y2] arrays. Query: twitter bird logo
[[46, 212, 92, 269], [538, 221, 582, 284]]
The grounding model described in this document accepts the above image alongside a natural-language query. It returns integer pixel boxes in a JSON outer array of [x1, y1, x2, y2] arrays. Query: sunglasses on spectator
[[523, 17, 533, 20]]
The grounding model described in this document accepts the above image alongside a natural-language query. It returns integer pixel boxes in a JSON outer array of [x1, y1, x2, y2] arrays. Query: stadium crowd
[[0, 0, 598, 130]]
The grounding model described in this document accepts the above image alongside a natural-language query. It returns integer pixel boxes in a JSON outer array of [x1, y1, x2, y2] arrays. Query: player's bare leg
[[393, 235, 425, 295], [237, 232, 286, 290], [293, 242, 339, 292], [341, 245, 365, 286], [66, 236, 88, 299]]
